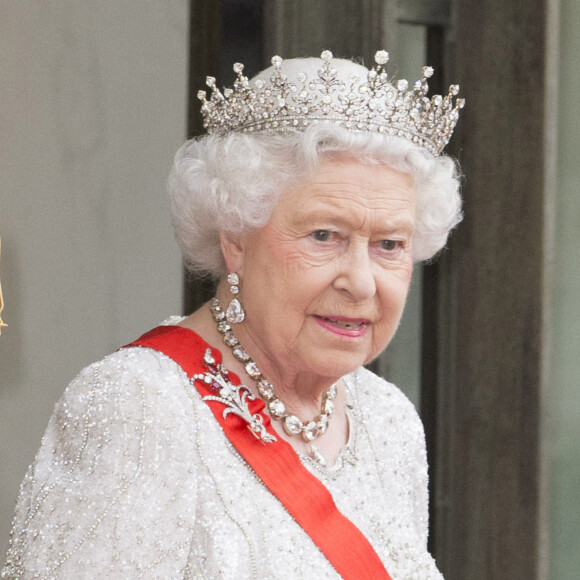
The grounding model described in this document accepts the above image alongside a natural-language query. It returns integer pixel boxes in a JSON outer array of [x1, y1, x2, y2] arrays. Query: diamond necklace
[[210, 297, 337, 442]]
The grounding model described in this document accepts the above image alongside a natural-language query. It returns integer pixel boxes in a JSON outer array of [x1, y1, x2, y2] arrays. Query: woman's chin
[[299, 347, 369, 381]]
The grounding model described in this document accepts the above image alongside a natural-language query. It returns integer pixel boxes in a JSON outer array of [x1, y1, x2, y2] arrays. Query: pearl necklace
[[210, 298, 337, 442]]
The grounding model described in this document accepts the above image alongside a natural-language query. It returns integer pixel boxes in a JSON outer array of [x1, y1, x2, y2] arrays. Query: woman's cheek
[[281, 242, 338, 269]]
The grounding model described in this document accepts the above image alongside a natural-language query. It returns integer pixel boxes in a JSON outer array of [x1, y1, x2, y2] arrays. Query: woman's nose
[[333, 243, 376, 301]]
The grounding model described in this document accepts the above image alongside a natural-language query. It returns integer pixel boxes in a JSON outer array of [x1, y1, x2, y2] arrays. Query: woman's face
[[225, 158, 415, 382]]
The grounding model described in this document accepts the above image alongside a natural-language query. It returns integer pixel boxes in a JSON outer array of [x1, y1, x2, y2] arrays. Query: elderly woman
[[2, 50, 463, 579]]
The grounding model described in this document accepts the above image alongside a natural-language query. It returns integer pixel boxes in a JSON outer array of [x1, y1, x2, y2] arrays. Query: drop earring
[[225, 272, 245, 324]]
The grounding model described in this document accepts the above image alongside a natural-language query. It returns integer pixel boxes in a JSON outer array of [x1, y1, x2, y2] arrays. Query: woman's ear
[[219, 230, 245, 275]]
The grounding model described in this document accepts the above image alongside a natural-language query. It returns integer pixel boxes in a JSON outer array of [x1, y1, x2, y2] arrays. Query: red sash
[[126, 325, 392, 580]]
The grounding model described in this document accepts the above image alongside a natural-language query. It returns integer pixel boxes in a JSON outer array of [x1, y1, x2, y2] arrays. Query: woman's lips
[[314, 315, 370, 337]]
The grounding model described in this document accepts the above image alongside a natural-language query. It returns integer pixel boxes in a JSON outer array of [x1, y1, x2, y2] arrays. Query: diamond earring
[[226, 272, 245, 324]]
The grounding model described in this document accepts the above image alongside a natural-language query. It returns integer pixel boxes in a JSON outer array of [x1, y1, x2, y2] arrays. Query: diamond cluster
[[195, 348, 277, 443], [198, 50, 465, 156]]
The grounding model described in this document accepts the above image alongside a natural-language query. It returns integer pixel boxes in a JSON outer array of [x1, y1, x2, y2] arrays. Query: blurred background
[[1, 1, 578, 578]]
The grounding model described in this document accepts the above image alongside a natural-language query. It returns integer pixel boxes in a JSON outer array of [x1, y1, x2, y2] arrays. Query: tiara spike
[[199, 50, 464, 156]]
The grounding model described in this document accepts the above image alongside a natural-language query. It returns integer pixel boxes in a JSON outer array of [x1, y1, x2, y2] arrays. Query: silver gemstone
[[232, 345, 249, 361], [223, 331, 238, 347], [217, 321, 231, 334], [317, 414, 329, 435], [245, 361, 261, 379], [396, 79, 409, 92], [269, 399, 286, 418], [226, 298, 245, 324], [257, 379, 274, 399], [327, 384, 337, 400], [233, 62, 244, 74], [301, 421, 318, 441], [374, 50, 389, 65], [320, 50, 333, 61], [227, 272, 240, 285], [283, 415, 303, 435], [323, 399, 335, 416], [271, 55, 283, 67]]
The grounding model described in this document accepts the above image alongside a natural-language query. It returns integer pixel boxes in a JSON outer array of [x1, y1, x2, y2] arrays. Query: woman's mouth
[[314, 315, 370, 337]]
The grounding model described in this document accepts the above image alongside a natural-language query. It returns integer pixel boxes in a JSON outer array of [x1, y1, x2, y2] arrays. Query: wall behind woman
[[548, 0, 580, 576], [0, 1, 188, 554]]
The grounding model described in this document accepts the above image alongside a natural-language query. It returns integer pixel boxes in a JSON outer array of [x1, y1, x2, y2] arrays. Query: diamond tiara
[[197, 50, 465, 157]]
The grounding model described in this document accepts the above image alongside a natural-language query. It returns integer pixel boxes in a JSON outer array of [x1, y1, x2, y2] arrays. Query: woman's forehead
[[286, 159, 414, 202], [273, 161, 416, 230]]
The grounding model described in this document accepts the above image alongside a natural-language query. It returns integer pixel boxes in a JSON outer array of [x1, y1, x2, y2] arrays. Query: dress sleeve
[[1, 348, 199, 579], [409, 412, 431, 549]]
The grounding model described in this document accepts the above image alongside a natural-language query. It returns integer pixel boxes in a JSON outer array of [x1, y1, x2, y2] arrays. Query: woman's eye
[[312, 230, 331, 242], [380, 239, 401, 251]]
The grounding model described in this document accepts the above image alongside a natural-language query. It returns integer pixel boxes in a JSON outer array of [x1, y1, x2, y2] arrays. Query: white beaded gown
[[2, 319, 444, 579]]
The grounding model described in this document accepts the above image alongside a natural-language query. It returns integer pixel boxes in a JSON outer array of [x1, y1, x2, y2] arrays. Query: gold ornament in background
[[0, 231, 6, 334]]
